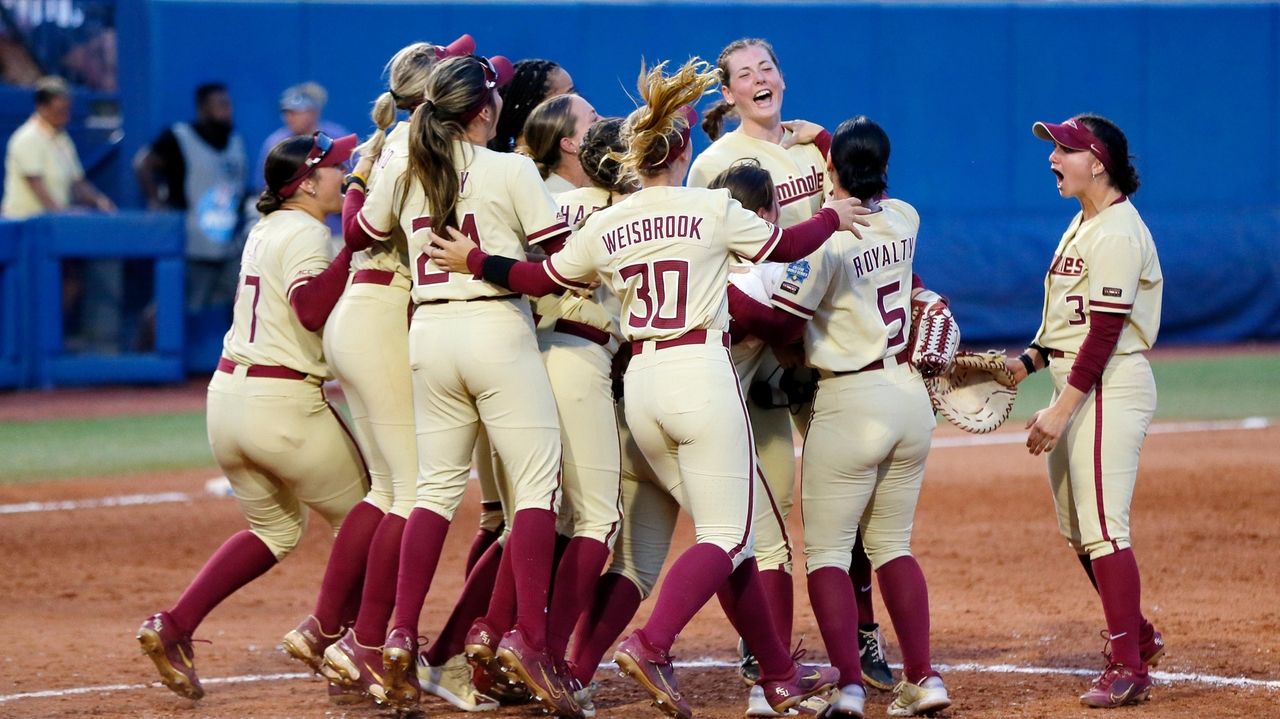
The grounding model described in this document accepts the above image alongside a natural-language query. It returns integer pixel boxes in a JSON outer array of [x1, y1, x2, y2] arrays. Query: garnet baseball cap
[[484, 55, 515, 89], [435, 33, 476, 60], [1032, 117, 1113, 174], [318, 133, 358, 168]]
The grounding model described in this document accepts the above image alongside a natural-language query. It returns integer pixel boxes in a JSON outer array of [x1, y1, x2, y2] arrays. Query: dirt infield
[[2, 418, 1278, 718]]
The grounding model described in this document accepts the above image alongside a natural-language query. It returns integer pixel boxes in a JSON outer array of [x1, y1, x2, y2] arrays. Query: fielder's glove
[[909, 290, 960, 378], [926, 350, 1018, 434]]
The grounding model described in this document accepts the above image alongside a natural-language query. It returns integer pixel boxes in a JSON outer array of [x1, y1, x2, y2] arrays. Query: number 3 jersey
[[358, 138, 569, 303], [543, 185, 785, 342], [223, 210, 333, 377], [770, 199, 919, 373], [1033, 198, 1162, 354]]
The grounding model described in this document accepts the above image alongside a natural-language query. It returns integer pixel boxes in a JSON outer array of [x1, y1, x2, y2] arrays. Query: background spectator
[[134, 81, 247, 313], [255, 81, 349, 238]]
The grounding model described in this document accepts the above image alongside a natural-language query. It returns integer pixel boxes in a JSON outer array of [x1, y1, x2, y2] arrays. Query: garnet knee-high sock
[[423, 539, 504, 666], [758, 568, 794, 646], [391, 508, 451, 635], [169, 530, 278, 636], [570, 572, 643, 685], [1091, 549, 1144, 670], [1079, 552, 1154, 642], [807, 566, 863, 688], [850, 533, 876, 625], [877, 556, 933, 683], [643, 543, 734, 650], [313, 501, 384, 634], [505, 508, 558, 648], [546, 536, 611, 659], [466, 527, 502, 578], [717, 559, 794, 682], [483, 541, 518, 632], [352, 513, 406, 646]]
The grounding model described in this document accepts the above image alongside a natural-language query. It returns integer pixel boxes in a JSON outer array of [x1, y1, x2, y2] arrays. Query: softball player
[[490, 58, 576, 153], [303, 37, 499, 712], [519, 93, 599, 193], [428, 59, 874, 719], [137, 132, 365, 702], [351, 53, 578, 716], [689, 37, 891, 691], [1006, 114, 1164, 708], [748, 117, 950, 717]]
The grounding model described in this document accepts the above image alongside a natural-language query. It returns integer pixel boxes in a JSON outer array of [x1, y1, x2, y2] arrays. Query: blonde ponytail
[[616, 59, 719, 180], [359, 90, 399, 157]]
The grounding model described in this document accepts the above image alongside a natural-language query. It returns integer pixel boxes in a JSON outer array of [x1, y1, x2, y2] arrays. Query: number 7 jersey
[[543, 185, 785, 342]]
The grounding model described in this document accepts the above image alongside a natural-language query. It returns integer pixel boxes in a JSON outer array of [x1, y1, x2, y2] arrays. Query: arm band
[[1017, 353, 1037, 375], [480, 254, 518, 288]]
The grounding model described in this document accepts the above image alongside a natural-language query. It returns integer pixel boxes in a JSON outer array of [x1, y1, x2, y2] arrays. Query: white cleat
[[888, 676, 951, 717], [826, 684, 867, 718], [418, 652, 499, 712]]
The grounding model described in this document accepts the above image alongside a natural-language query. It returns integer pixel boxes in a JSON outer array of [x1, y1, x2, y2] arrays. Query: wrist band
[[343, 174, 367, 193], [1017, 352, 1036, 375]]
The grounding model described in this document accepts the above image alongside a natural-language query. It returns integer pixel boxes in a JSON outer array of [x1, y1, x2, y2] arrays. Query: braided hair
[[489, 59, 561, 152]]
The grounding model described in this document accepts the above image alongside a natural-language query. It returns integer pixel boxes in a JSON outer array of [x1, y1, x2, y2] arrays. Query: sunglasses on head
[[280, 132, 336, 196], [476, 56, 499, 90]]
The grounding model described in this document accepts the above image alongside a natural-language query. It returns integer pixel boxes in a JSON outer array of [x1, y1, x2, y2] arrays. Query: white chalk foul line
[[0, 491, 193, 515], [2, 659, 1275, 704]]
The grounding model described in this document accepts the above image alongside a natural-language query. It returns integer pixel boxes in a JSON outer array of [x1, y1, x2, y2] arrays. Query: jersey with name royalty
[[771, 199, 919, 373], [350, 121, 411, 285]]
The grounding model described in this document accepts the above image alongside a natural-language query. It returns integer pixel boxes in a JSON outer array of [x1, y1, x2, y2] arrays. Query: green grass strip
[[0, 412, 213, 484]]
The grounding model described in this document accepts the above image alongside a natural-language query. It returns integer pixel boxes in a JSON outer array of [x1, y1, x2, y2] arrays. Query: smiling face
[[1049, 142, 1103, 199], [721, 44, 785, 128]]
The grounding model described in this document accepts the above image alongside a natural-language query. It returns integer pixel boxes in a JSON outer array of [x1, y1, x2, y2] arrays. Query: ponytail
[[701, 99, 737, 141], [359, 90, 399, 157], [255, 188, 285, 215]]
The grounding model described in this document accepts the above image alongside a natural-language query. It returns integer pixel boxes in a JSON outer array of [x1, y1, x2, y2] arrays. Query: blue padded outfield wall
[[67, 2, 1280, 347]]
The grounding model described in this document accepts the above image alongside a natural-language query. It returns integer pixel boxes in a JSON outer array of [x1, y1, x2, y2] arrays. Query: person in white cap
[[255, 82, 350, 193]]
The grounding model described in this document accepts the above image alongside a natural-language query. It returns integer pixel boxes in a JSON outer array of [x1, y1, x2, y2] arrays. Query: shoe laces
[[861, 630, 886, 661]]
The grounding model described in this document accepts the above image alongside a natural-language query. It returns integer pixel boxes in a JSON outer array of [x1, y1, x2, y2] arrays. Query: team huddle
[[135, 33, 1166, 719]]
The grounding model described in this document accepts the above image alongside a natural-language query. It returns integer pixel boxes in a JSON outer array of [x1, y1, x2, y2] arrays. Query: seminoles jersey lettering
[[544, 186, 782, 342], [1034, 199, 1162, 354], [222, 210, 332, 378], [350, 121, 411, 284], [688, 128, 826, 228], [391, 140, 569, 303], [770, 199, 919, 373]]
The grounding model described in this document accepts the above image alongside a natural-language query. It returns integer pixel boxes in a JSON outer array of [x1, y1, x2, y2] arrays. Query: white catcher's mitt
[[909, 291, 960, 377], [926, 350, 1018, 434]]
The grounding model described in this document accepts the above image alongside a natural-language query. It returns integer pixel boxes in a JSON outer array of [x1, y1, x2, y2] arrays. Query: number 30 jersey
[[359, 138, 570, 303], [1033, 198, 1162, 355], [543, 185, 784, 342], [222, 209, 333, 377], [770, 199, 919, 373]]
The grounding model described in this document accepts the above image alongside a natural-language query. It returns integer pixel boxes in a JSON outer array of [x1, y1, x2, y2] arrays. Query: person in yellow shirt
[[137, 131, 369, 703], [1004, 114, 1164, 709], [2, 76, 113, 218]]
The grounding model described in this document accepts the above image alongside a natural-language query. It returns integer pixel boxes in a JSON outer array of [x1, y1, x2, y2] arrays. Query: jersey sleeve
[[686, 151, 716, 189], [280, 224, 336, 299], [719, 191, 783, 263], [542, 229, 596, 290], [509, 156, 571, 247], [1081, 233, 1143, 314], [769, 244, 833, 320], [356, 153, 405, 241]]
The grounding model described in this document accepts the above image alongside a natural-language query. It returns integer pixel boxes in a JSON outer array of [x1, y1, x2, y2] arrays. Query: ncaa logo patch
[[785, 260, 810, 284]]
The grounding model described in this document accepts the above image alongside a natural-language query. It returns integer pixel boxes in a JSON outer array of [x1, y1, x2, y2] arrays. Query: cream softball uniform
[[1035, 198, 1162, 560], [688, 128, 827, 569], [212, 209, 367, 558], [360, 139, 568, 520], [538, 183, 624, 545], [770, 199, 933, 572], [325, 121, 416, 518], [543, 185, 791, 561]]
